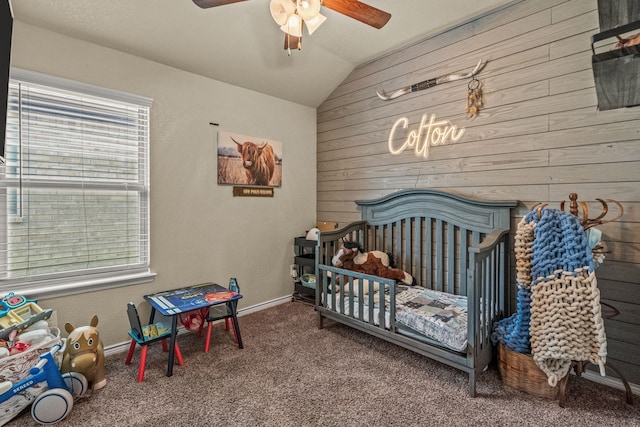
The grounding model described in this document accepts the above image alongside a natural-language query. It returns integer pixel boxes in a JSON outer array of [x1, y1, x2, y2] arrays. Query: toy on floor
[[61, 315, 106, 392], [0, 320, 58, 360], [0, 343, 88, 425], [0, 292, 53, 339]]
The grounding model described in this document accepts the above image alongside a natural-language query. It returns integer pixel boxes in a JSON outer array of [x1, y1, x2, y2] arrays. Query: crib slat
[[352, 277, 360, 320], [371, 280, 376, 323], [425, 218, 432, 289], [352, 278, 357, 310], [435, 219, 444, 292], [411, 216, 419, 282], [446, 224, 455, 294], [388, 281, 396, 331], [459, 228, 468, 296], [394, 219, 401, 263], [377, 281, 385, 328]]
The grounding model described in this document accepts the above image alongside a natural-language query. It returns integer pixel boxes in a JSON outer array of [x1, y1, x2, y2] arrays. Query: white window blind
[[0, 69, 153, 298]]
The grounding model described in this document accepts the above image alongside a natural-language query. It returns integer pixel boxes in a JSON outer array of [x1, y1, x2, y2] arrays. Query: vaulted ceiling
[[11, 0, 513, 107]]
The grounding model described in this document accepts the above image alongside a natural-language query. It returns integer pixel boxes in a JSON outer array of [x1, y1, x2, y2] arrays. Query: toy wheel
[[63, 372, 89, 398], [31, 388, 74, 425]]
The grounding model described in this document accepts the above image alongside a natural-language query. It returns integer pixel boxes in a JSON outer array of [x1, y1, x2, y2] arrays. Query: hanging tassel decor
[[466, 74, 483, 119]]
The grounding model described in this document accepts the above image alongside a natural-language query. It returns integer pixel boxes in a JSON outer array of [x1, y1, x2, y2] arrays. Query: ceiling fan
[[192, 0, 391, 51]]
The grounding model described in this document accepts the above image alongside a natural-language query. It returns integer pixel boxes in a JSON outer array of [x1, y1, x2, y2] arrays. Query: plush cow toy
[[331, 241, 415, 294], [62, 315, 106, 392]]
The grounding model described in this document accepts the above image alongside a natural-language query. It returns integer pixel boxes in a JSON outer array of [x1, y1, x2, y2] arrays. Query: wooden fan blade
[[192, 0, 249, 9], [322, 0, 391, 29], [284, 33, 302, 50]]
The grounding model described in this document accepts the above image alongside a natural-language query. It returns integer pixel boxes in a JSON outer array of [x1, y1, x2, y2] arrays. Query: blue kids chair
[[124, 302, 184, 382]]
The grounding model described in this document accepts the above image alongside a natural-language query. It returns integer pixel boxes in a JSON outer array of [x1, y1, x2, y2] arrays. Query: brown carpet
[[5, 301, 640, 426]]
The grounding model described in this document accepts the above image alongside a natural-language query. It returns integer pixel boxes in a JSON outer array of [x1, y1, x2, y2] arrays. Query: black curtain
[[0, 0, 13, 162]]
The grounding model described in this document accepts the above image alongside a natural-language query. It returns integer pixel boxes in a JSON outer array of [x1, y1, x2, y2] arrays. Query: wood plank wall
[[317, 0, 640, 386]]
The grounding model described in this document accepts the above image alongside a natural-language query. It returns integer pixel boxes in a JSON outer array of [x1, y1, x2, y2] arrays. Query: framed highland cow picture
[[217, 131, 283, 187]]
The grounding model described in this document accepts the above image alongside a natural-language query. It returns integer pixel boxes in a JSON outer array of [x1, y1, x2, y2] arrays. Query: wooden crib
[[314, 189, 517, 396]]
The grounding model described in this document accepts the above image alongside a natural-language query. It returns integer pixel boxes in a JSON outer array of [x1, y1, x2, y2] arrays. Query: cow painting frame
[[217, 131, 283, 187]]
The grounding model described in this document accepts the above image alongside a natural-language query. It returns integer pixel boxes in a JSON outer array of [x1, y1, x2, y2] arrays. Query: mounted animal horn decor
[[376, 59, 485, 101]]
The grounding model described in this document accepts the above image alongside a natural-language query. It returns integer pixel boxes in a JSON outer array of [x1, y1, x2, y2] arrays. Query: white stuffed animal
[[17, 329, 50, 346]]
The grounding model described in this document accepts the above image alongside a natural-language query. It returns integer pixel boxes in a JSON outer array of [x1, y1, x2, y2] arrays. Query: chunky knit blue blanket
[[492, 208, 594, 353]]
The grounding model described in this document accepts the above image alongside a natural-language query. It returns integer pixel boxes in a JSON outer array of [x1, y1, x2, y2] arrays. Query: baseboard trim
[[581, 369, 639, 397], [104, 294, 292, 357], [236, 294, 292, 317]]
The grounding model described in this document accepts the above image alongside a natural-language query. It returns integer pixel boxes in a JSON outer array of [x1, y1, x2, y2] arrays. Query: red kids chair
[[124, 302, 184, 382], [203, 279, 243, 353]]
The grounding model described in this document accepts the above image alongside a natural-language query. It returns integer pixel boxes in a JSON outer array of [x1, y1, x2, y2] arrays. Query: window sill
[[4, 271, 157, 300]]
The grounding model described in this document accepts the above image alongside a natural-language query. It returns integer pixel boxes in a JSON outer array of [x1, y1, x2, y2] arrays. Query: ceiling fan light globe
[[280, 13, 303, 37], [270, 0, 295, 26], [297, 0, 321, 21], [304, 13, 326, 35]]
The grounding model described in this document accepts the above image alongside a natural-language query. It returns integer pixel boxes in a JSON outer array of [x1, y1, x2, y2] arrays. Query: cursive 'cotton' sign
[[388, 114, 464, 159]]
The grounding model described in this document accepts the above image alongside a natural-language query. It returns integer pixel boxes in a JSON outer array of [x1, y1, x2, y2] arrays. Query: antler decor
[[376, 59, 485, 101]]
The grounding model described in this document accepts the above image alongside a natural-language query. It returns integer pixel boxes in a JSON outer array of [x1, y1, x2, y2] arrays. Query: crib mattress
[[326, 285, 468, 352]]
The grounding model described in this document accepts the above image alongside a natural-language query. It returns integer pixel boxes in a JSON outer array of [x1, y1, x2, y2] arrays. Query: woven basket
[[497, 343, 560, 399]]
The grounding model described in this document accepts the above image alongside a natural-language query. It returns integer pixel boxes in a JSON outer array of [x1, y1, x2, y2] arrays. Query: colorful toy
[[0, 293, 36, 316], [0, 343, 88, 425], [0, 292, 53, 338], [61, 315, 106, 391]]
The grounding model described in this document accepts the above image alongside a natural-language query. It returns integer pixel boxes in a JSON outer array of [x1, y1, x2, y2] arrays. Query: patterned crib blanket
[[326, 285, 468, 352]]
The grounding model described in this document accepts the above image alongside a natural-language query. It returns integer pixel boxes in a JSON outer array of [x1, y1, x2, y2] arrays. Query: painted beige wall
[[10, 22, 317, 346]]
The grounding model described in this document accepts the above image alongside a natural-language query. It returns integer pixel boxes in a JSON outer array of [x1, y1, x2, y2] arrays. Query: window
[[0, 69, 153, 298]]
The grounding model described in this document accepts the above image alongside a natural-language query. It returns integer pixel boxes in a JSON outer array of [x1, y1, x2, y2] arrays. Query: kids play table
[[144, 282, 243, 376]]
